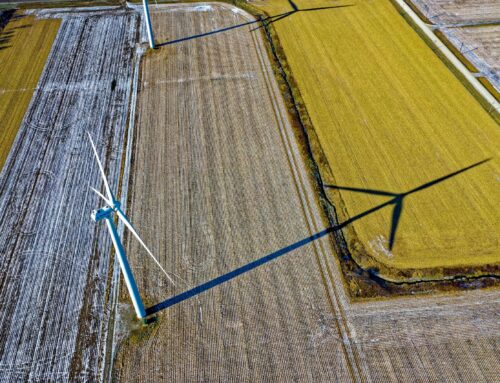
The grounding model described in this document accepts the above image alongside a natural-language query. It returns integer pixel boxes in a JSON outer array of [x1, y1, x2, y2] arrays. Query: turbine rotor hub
[[91, 205, 114, 222]]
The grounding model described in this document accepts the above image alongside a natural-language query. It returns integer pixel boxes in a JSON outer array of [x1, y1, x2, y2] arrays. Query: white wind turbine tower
[[88, 133, 173, 319], [143, 0, 155, 49]]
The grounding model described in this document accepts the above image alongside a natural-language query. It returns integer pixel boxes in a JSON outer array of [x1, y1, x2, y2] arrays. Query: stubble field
[[254, 0, 500, 282], [112, 4, 358, 381], [408, 0, 500, 24], [0, 8, 139, 381], [0, 13, 59, 169]]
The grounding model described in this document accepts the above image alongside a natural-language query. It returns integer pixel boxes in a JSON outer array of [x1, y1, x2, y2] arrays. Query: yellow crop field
[[0, 14, 60, 169], [256, 0, 499, 281]]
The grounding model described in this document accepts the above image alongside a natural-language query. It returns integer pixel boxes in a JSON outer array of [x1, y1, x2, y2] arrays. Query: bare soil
[[113, 3, 359, 381], [409, 0, 500, 25]]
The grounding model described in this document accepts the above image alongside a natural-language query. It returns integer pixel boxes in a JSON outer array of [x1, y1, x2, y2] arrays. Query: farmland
[[0, 8, 139, 381], [0, 1, 498, 382], [409, 0, 500, 24], [112, 4, 357, 381], [109, 4, 499, 381], [0, 13, 59, 170], [254, 0, 500, 282], [440, 25, 500, 93]]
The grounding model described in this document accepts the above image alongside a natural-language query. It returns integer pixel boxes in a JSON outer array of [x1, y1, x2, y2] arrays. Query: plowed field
[[0, 8, 139, 381], [112, 4, 358, 381]]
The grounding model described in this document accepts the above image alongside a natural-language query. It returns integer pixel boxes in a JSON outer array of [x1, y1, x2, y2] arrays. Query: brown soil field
[[113, 3, 358, 381], [441, 25, 500, 93], [0, 13, 59, 170], [112, 3, 500, 381], [409, 0, 500, 25]]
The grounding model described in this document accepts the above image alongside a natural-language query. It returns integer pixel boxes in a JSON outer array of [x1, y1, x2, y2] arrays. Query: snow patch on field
[[0, 9, 140, 381], [368, 235, 394, 258], [26, 6, 126, 20]]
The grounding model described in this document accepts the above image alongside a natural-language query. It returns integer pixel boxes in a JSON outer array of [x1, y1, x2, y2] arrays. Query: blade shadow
[[145, 161, 490, 316], [157, 18, 258, 47], [157, 4, 354, 47], [324, 158, 490, 250], [389, 198, 403, 250], [251, 4, 354, 32]]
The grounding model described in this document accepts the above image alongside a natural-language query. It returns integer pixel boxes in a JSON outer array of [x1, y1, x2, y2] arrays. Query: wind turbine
[[87, 132, 174, 319], [143, 0, 155, 49]]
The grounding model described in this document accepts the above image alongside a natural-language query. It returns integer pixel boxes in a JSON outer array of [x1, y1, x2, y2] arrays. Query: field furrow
[[0, 10, 138, 381], [112, 4, 358, 381]]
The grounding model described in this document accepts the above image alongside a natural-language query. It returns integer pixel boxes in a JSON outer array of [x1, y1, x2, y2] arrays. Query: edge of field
[[433, 28, 500, 102], [390, 0, 500, 121]]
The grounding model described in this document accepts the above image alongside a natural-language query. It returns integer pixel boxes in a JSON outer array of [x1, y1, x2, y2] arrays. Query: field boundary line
[[103, 34, 145, 383], [392, 0, 500, 115], [253, 11, 365, 382]]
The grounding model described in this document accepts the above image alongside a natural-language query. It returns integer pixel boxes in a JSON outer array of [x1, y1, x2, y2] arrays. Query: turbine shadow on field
[[145, 159, 489, 316], [324, 158, 490, 250], [157, 4, 353, 47], [251, 4, 354, 31]]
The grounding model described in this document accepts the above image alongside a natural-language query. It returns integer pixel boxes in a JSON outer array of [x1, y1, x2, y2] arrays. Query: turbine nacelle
[[91, 205, 114, 222]]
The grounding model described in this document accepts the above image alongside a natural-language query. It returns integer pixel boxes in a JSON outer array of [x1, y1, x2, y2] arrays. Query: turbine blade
[[115, 207, 176, 286], [90, 186, 112, 206], [87, 132, 115, 204]]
